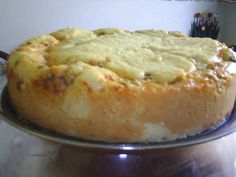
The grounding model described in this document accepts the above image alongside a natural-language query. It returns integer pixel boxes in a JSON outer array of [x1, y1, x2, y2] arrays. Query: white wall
[[0, 0, 218, 53], [218, 4, 236, 46]]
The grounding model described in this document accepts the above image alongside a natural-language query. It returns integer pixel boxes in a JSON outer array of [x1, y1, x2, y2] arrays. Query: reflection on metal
[[0, 59, 6, 76], [0, 121, 236, 177], [119, 154, 128, 159]]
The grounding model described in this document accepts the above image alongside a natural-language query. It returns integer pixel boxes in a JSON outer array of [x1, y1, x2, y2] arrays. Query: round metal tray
[[0, 73, 236, 151]]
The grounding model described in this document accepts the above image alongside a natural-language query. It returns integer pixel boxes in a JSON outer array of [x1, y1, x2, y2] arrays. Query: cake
[[7, 28, 236, 142]]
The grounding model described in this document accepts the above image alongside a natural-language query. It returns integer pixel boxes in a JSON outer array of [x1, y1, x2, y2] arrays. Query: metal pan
[[1, 51, 236, 151]]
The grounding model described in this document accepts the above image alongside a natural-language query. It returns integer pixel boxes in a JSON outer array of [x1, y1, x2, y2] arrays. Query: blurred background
[[0, 0, 235, 52]]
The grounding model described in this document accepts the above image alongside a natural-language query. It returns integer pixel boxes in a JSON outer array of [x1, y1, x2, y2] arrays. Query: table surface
[[1, 119, 236, 177]]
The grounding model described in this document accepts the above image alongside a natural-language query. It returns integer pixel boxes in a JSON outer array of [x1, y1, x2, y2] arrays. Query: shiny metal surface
[[1, 121, 236, 177], [0, 59, 5, 77]]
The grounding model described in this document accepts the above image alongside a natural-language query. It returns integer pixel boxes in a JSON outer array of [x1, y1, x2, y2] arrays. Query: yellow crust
[[7, 27, 236, 142]]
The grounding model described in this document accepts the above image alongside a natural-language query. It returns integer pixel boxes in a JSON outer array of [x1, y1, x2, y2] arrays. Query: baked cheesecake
[[7, 28, 236, 142]]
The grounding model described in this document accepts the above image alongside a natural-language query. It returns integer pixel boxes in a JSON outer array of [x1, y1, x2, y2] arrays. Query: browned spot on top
[[45, 75, 68, 93], [16, 79, 24, 91], [104, 74, 115, 81], [144, 73, 152, 80], [33, 74, 68, 94], [105, 56, 112, 62], [168, 75, 184, 85], [87, 60, 102, 67]]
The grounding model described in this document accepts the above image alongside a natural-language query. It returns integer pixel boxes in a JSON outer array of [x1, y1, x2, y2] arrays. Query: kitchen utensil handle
[[0, 51, 8, 61], [0, 51, 8, 76], [0, 51, 8, 121]]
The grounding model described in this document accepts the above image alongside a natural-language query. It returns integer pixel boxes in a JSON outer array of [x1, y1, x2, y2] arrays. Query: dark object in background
[[189, 13, 220, 39], [230, 45, 236, 52]]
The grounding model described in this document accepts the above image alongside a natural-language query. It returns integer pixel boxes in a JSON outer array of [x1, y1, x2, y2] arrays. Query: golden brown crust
[[7, 27, 236, 142], [7, 69, 236, 142]]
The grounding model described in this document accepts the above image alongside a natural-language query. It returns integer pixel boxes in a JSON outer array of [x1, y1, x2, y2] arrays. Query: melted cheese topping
[[9, 28, 235, 87], [47, 28, 221, 83]]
